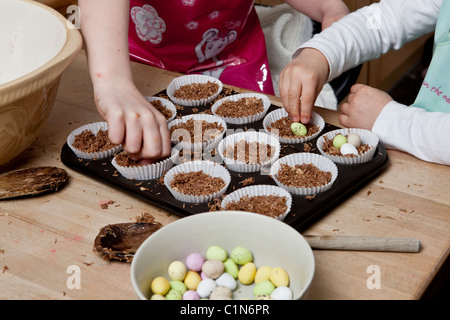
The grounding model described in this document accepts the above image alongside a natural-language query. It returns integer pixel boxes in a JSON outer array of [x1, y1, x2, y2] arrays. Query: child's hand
[[279, 48, 330, 124], [94, 79, 171, 160], [339, 84, 393, 130]]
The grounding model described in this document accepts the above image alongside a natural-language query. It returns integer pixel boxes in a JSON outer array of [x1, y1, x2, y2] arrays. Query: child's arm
[[284, 0, 349, 29], [280, 0, 440, 124], [78, 0, 171, 159], [340, 84, 450, 165]]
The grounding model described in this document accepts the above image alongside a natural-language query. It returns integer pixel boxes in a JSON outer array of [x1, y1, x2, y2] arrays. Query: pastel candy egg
[[210, 286, 233, 300], [150, 294, 166, 300], [270, 286, 293, 300], [291, 122, 307, 136], [269, 267, 290, 287], [170, 280, 187, 295], [347, 133, 362, 148], [206, 245, 228, 261], [184, 270, 202, 290], [168, 260, 187, 281], [253, 280, 275, 297], [165, 288, 183, 300], [150, 276, 170, 295], [230, 246, 253, 265], [255, 295, 272, 300], [215, 272, 237, 291], [196, 278, 217, 298], [202, 260, 224, 279], [186, 252, 205, 272], [333, 134, 347, 148], [183, 290, 200, 300], [255, 265, 272, 284], [340, 143, 358, 156], [238, 262, 256, 285], [223, 258, 239, 279]]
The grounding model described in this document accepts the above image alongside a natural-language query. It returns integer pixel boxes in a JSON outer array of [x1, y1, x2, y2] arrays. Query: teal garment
[[411, 1, 450, 113]]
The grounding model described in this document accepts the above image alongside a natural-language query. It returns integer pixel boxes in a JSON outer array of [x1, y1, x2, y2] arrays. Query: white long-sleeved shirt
[[296, 0, 450, 165]]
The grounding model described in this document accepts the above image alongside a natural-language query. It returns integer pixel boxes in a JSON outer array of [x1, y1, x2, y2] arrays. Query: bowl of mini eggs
[[130, 211, 315, 300]]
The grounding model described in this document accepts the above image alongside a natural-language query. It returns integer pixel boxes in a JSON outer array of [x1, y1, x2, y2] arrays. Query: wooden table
[[1, 51, 449, 300]]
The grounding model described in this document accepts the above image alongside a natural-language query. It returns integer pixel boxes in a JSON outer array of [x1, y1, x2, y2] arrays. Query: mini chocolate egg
[[150, 276, 170, 295], [333, 134, 347, 148], [270, 286, 293, 300], [269, 267, 290, 287], [183, 290, 200, 300], [186, 252, 205, 272], [168, 260, 187, 281], [291, 122, 307, 136], [206, 245, 228, 261], [184, 270, 202, 290], [169, 280, 187, 295], [347, 133, 362, 148], [215, 272, 237, 291], [210, 286, 233, 300], [340, 143, 359, 156], [150, 294, 166, 300], [196, 278, 217, 298], [253, 280, 275, 297], [255, 265, 272, 284], [165, 288, 183, 300], [238, 262, 256, 285], [230, 246, 253, 265], [202, 260, 224, 279], [254, 295, 272, 300], [223, 258, 239, 279]]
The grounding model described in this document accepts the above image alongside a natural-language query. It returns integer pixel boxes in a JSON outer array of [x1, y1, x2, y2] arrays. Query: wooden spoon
[[0, 166, 68, 200]]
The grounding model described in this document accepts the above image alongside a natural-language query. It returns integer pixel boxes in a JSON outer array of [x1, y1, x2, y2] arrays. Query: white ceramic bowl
[[0, 0, 82, 165], [131, 211, 315, 300]]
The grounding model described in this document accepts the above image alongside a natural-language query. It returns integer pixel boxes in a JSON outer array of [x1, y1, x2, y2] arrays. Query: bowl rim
[[0, 0, 82, 102], [130, 210, 315, 300]]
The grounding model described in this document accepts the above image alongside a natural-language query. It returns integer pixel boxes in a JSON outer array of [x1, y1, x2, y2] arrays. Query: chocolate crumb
[[224, 195, 287, 218], [171, 170, 225, 196], [276, 163, 331, 188]]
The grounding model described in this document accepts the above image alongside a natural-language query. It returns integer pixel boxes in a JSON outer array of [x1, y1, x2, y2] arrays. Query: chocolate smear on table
[[0, 167, 68, 200], [93, 217, 162, 263]]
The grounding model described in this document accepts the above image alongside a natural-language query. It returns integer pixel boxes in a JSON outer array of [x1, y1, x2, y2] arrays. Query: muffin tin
[[61, 88, 389, 232]]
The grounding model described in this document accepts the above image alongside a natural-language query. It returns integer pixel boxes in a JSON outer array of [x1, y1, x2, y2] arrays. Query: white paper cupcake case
[[111, 153, 175, 180], [67, 121, 122, 160], [221, 185, 292, 221], [270, 153, 338, 196], [145, 96, 177, 123], [211, 93, 271, 125], [316, 128, 379, 165], [217, 131, 280, 173], [167, 74, 223, 107], [263, 108, 325, 144], [168, 114, 227, 152], [164, 160, 231, 204]]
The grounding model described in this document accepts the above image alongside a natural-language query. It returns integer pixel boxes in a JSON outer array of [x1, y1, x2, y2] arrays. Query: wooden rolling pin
[[304, 235, 421, 253]]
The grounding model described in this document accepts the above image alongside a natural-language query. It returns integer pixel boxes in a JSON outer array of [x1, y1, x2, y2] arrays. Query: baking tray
[[61, 89, 389, 232]]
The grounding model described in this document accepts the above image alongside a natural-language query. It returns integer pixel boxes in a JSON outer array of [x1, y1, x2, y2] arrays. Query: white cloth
[[255, 4, 338, 110], [295, 0, 450, 165]]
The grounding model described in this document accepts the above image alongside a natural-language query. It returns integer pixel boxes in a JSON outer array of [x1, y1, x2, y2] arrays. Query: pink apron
[[128, 0, 274, 95]]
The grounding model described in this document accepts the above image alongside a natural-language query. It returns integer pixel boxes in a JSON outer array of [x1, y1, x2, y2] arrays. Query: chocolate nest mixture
[[276, 163, 332, 188], [224, 195, 287, 218], [215, 97, 264, 118], [170, 170, 225, 196], [223, 140, 275, 164], [322, 135, 371, 157], [72, 129, 118, 153], [150, 99, 174, 120], [174, 81, 219, 100], [269, 116, 319, 138], [114, 151, 166, 167], [170, 118, 224, 143]]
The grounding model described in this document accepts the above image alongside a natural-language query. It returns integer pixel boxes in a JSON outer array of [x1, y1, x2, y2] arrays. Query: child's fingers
[[299, 82, 316, 124], [123, 112, 144, 155]]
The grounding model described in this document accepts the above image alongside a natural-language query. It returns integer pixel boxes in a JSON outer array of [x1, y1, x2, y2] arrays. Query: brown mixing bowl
[[0, 0, 82, 165]]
